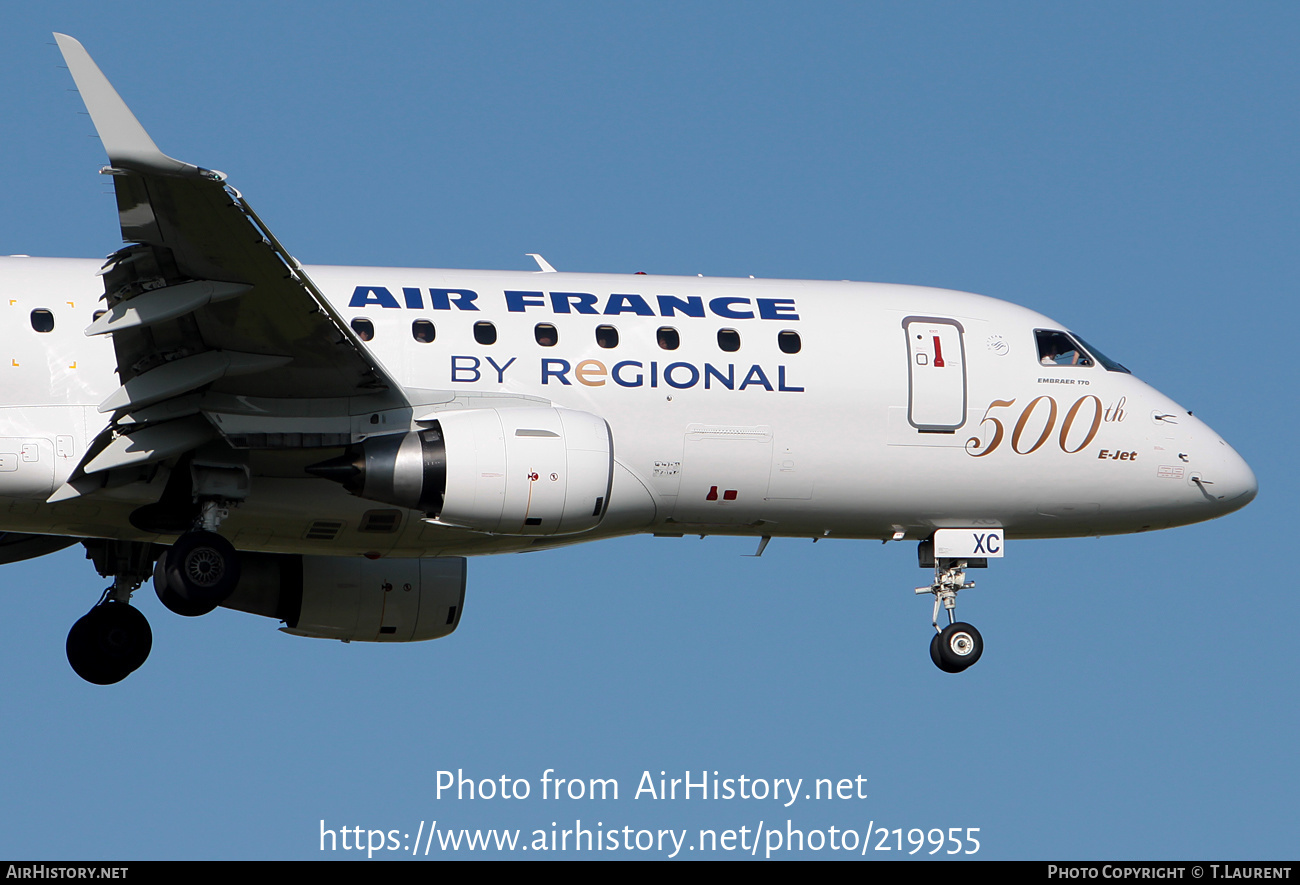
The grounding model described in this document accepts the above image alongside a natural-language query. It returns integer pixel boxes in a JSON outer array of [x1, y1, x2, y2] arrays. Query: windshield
[[1034, 329, 1132, 374], [1034, 329, 1092, 367], [1071, 334, 1131, 374]]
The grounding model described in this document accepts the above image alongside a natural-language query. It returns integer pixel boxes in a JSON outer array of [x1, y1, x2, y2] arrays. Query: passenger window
[[411, 320, 435, 343], [596, 325, 619, 349], [474, 321, 497, 345], [350, 318, 374, 341], [30, 309, 54, 333], [1035, 329, 1091, 367], [534, 323, 558, 346], [778, 330, 801, 354], [657, 327, 680, 350], [717, 329, 740, 352]]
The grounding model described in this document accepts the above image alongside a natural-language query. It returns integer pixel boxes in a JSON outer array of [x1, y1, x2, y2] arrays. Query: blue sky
[[0, 1, 1294, 860]]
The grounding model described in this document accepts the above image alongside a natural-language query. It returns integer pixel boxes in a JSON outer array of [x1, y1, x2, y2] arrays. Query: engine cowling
[[309, 407, 614, 536], [219, 553, 466, 642]]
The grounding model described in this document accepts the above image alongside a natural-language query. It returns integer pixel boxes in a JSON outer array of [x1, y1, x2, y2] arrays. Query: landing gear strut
[[916, 557, 984, 673]]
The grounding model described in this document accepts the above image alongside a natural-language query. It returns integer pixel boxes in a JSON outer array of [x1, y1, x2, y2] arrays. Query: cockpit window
[[1071, 334, 1131, 374], [1035, 330, 1092, 367]]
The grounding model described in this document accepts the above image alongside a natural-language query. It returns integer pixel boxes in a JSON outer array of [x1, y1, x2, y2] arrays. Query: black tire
[[153, 555, 218, 617], [66, 602, 153, 685], [930, 631, 964, 673], [937, 621, 983, 671], [163, 531, 241, 607]]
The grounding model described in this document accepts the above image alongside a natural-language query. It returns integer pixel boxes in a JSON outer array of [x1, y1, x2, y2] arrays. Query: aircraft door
[[903, 317, 967, 432]]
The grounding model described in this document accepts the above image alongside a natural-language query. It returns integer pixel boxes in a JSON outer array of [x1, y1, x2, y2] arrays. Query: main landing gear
[[153, 529, 240, 617], [916, 557, 984, 673], [67, 540, 156, 685], [67, 499, 243, 684], [152, 498, 242, 618], [66, 593, 153, 686]]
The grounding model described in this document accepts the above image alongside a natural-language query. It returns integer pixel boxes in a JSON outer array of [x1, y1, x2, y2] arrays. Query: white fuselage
[[0, 256, 1257, 557]]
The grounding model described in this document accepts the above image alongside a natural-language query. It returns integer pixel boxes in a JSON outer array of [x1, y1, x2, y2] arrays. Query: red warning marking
[[706, 486, 718, 501], [723, 489, 738, 501]]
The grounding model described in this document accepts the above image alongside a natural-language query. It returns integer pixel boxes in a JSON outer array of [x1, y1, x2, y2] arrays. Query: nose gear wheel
[[935, 622, 983, 672]]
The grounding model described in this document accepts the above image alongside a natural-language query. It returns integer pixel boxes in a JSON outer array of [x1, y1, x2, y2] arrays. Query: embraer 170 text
[[1, 36, 1256, 683]]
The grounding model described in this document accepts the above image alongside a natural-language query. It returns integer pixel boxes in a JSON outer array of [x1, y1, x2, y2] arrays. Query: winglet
[[53, 33, 205, 177]]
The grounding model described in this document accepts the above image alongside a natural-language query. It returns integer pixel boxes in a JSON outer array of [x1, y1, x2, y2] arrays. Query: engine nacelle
[[219, 553, 466, 642], [309, 407, 614, 536]]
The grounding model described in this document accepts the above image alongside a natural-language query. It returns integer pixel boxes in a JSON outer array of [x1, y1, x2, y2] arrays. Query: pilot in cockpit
[[1036, 330, 1088, 367]]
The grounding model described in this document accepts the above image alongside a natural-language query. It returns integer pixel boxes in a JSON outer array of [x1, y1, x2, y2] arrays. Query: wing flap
[[83, 417, 217, 475], [85, 280, 250, 336], [98, 351, 294, 414]]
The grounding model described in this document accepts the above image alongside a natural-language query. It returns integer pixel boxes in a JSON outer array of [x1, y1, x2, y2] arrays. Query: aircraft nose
[[1199, 437, 1257, 513]]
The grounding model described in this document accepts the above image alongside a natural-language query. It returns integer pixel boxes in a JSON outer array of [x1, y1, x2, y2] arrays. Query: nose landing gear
[[917, 557, 984, 673]]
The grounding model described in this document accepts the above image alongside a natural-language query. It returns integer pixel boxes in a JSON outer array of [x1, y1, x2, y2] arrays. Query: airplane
[[0, 34, 1256, 684]]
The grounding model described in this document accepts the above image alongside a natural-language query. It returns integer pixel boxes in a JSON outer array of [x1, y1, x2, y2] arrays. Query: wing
[[52, 35, 427, 500]]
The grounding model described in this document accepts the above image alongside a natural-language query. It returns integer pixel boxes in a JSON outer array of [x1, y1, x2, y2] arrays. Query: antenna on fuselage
[[526, 253, 557, 273]]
